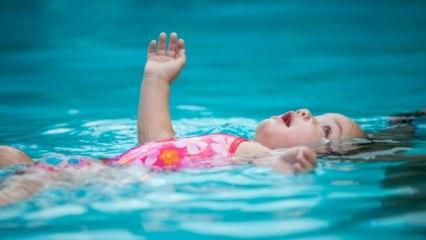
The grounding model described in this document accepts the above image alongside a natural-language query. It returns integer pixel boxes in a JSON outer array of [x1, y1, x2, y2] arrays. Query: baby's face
[[255, 109, 365, 149]]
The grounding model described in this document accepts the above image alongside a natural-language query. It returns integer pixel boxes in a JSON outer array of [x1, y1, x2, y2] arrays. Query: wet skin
[[255, 108, 365, 149]]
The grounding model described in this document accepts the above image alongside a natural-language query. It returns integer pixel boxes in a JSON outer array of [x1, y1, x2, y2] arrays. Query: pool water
[[1, 0, 426, 239]]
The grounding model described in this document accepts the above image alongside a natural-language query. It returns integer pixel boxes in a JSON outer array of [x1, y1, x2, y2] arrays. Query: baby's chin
[[254, 130, 275, 149], [255, 132, 288, 149]]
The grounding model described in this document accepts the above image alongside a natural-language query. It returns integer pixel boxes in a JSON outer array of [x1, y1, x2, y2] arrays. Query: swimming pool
[[1, 0, 426, 239]]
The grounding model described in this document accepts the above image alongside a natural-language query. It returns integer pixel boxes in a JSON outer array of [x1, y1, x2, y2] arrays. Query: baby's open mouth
[[281, 112, 293, 127]]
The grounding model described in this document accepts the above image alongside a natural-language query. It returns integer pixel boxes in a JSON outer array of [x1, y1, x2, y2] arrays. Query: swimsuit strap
[[228, 136, 248, 154]]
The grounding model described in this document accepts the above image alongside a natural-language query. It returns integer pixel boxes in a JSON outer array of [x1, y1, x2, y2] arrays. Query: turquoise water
[[1, 0, 426, 239]]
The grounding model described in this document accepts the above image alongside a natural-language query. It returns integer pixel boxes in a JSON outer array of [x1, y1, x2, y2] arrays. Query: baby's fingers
[[158, 32, 167, 55], [147, 40, 157, 57], [296, 150, 313, 170], [293, 162, 304, 172], [176, 39, 185, 57], [167, 32, 177, 57], [304, 149, 317, 166]]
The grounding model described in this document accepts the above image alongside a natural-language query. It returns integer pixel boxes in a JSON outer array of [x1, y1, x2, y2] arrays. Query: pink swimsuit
[[105, 133, 247, 170], [34, 134, 247, 171]]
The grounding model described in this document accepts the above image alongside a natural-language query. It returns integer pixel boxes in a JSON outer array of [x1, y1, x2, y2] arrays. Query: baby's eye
[[322, 125, 331, 138]]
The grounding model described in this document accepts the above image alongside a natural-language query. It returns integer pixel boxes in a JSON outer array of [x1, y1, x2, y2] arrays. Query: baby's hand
[[144, 32, 186, 84], [269, 146, 317, 174]]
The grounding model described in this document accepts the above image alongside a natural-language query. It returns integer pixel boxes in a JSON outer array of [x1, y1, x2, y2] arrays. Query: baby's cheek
[[266, 125, 283, 140], [279, 136, 297, 148], [281, 129, 308, 146], [297, 130, 320, 144]]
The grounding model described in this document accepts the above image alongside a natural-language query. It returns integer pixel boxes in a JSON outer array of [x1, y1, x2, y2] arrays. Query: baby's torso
[[105, 133, 247, 170], [30, 134, 247, 172]]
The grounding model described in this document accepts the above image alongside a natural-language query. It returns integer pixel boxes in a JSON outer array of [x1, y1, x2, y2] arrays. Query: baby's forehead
[[316, 113, 346, 121], [316, 113, 356, 129]]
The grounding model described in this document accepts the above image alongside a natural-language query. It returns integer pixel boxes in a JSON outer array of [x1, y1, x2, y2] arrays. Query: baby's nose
[[296, 108, 312, 120]]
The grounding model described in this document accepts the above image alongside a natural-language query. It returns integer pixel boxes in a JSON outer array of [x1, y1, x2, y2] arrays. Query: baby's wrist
[[142, 75, 172, 89], [143, 73, 174, 85]]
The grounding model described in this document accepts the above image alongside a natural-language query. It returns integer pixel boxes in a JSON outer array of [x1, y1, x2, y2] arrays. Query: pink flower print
[[180, 157, 193, 168], [142, 149, 160, 168], [173, 138, 208, 155], [211, 135, 234, 157], [118, 146, 149, 165]]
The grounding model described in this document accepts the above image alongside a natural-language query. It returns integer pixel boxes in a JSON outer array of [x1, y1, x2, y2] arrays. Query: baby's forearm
[[230, 153, 273, 166], [232, 144, 317, 173], [137, 75, 175, 144]]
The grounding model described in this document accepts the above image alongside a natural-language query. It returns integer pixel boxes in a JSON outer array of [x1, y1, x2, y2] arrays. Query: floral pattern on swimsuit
[[104, 134, 248, 170]]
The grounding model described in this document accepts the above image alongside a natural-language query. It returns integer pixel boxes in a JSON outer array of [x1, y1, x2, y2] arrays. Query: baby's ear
[[0, 146, 33, 168]]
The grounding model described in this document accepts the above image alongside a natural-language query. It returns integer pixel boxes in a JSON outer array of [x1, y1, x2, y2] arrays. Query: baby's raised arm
[[138, 32, 186, 144]]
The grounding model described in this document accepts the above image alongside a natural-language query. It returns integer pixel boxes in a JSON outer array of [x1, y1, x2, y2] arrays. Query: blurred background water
[[0, 0, 425, 239]]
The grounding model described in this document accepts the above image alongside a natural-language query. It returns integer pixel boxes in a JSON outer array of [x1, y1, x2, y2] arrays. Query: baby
[[0, 32, 367, 205], [133, 32, 364, 168]]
